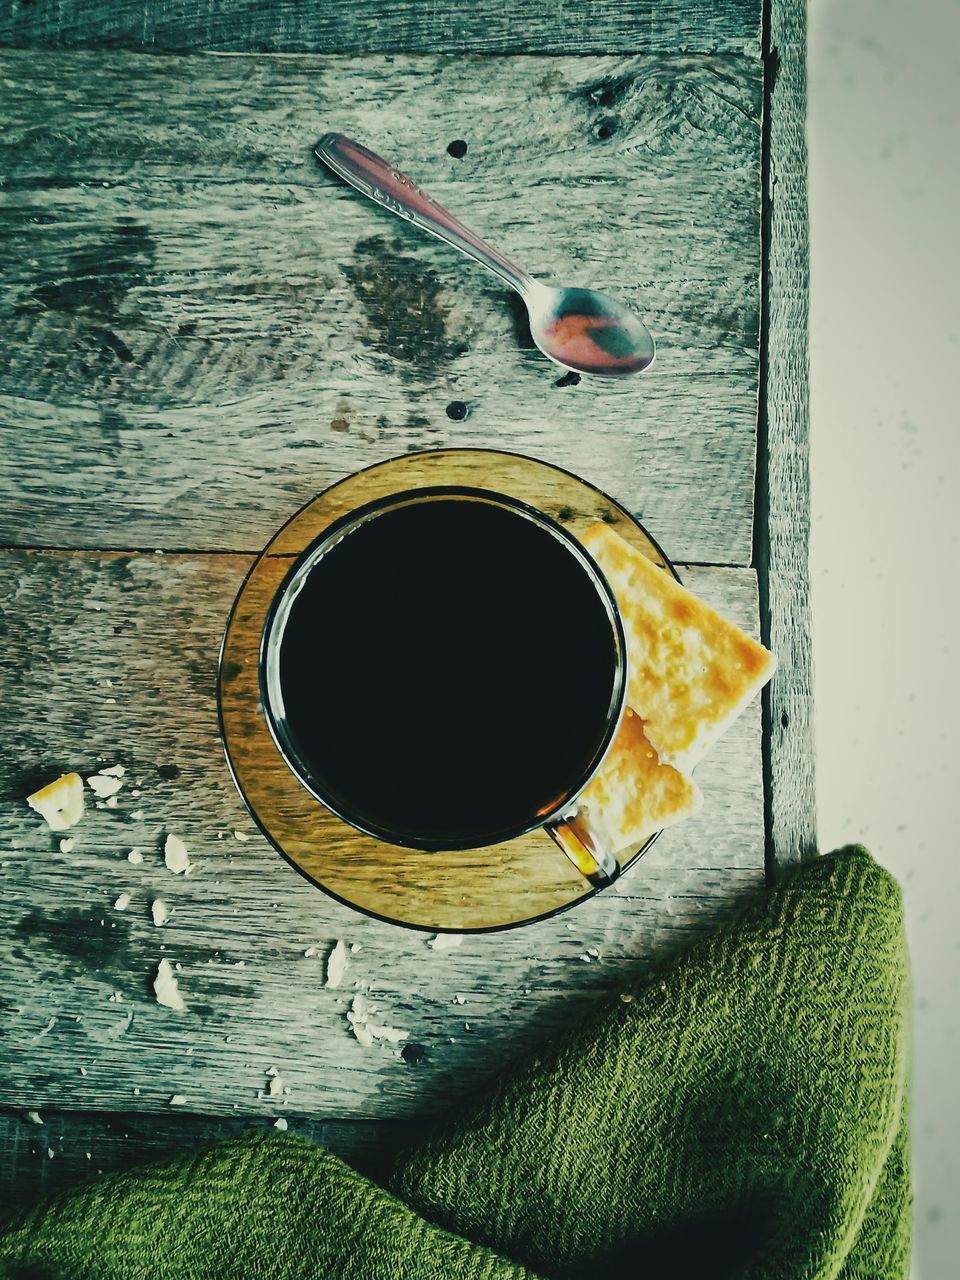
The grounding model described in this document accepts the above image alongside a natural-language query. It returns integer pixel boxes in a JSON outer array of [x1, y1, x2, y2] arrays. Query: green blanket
[[0, 847, 910, 1279]]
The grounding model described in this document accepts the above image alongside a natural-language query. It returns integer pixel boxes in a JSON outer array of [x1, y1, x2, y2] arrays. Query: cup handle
[[546, 807, 621, 887]]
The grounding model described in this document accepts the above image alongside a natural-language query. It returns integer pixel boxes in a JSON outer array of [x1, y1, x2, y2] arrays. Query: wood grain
[[0, 549, 765, 1118], [0, 50, 762, 566], [756, 0, 817, 868], [0, 0, 761, 55]]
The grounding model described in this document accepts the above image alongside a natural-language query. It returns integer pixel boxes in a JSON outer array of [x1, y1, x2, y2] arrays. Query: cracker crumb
[[59, 838, 75, 854], [326, 939, 347, 989], [27, 773, 85, 832], [164, 834, 192, 875], [87, 773, 123, 799], [274, 1117, 288, 1131], [233, 830, 250, 842], [100, 764, 125, 778], [349, 943, 361, 954], [267, 1071, 284, 1098], [346, 992, 409, 1047], [127, 848, 144, 864], [428, 933, 464, 951], [169, 1094, 187, 1106], [154, 958, 186, 1012], [366, 1019, 408, 1045], [26, 1110, 43, 1125], [151, 899, 170, 927], [453, 993, 466, 1005], [105, 795, 119, 808], [130, 810, 145, 821], [47, 1148, 55, 1159], [114, 892, 131, 911], [79, 1066, 88, 1077]]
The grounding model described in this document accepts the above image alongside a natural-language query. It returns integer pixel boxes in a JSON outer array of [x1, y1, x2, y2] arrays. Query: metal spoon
[[315, 133, 655, 378]]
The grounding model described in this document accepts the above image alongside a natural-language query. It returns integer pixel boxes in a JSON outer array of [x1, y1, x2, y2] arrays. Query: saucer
[[218, 448, 676, 932]]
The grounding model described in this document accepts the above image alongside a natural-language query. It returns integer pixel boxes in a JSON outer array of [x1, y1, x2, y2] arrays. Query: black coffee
[[272, 495, 620, 848]]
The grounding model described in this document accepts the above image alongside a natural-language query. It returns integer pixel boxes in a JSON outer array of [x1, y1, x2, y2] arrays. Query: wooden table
[[0, 0, 811, 1207]]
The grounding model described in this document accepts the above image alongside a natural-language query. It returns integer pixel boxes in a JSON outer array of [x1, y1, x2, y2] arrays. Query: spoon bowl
[[315, 133, 655, 379], [526, 282, 656, 377]]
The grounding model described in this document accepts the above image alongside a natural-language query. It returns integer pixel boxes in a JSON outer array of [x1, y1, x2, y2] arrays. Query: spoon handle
[[315, 133, 534, 297]]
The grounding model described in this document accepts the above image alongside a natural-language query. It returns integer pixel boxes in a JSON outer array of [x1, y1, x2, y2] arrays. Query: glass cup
[[259, 485, 628, 886]]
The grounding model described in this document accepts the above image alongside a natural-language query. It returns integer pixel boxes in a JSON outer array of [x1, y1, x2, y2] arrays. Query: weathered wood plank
[[756, 0, 816, 867], [0, 51, 762, 565], [0, 550, 765, 1118], [0, 1109, 413, 1215], [0, 0, 761, 56]]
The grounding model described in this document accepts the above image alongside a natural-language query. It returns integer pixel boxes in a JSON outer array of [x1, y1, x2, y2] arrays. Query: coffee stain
[[343, 235, 468, 377], [16, 909, 132, 971], [20, 218, 154, 372], [25, 218, 156, 323]]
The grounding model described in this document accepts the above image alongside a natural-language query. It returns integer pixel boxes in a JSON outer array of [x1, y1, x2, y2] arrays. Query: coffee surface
[[274, 497, 619, 847]]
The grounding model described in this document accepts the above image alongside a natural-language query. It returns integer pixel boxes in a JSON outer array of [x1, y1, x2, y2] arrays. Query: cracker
[[581, 523, 776, 773], [580, 708, 702, 853]]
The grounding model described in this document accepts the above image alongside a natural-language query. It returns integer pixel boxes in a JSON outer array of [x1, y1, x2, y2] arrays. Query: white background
[[808, 0, 960, 1272]]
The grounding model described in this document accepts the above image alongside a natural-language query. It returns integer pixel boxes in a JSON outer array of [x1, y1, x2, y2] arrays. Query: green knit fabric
[[0, 847, 910, 1279]]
